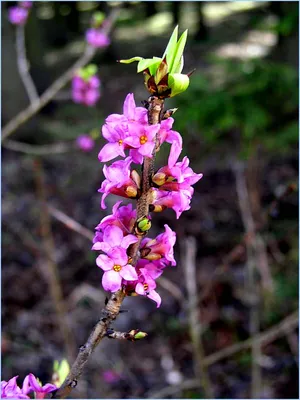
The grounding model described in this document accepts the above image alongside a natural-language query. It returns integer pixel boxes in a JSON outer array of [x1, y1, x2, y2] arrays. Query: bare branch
[[182, 236, 214, 398], [16, 24, 39, 104], [233, 160, 261, 398], [34, 159, 76, 362]]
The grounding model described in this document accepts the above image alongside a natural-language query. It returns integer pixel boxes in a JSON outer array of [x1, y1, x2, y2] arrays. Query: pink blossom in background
[[76, 134, 95, 152], [102, 370, 121, 384], [8, 6, 28, 25], [72, 74, 100, 107], [86, 28, 110, 48], [19, 1, 33, 8]]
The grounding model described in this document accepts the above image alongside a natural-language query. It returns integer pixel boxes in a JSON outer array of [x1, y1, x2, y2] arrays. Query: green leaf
[[119, 56, 143, 65], [170, 29, 188, 73], [173, 55, 184, 74], [162, 25, 178, 69], [168, 73, 189, 97], [137, 57, 161, 74]]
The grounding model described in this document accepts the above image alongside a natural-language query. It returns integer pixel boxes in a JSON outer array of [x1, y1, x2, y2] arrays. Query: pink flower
[[94, 201, 136, 242], [153, 156, 203, 191], [86, 28, 110, 48], [8, 6, 28, 25], [98, 124, 128, 162], [76, 134, 95, 152], [125, 123, 160, 164], [99, 157, 139, 209], [1, 376, 29, 399], [105, 93, 148, 128], [152, 188, 194, 219], [135, 268, 161, 307], [72, 74, 100, 107], [96, 247, 138, 292], [1, 374, 56, 399], [23, 374, 57, 399], [141, 224, 176, 266], [158, 118, 183, 167], [92, 225, 138, 254]]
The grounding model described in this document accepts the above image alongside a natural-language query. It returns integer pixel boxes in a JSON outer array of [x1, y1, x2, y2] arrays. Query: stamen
[[140, 135, 147, 145], [113, 265, 122, 272]]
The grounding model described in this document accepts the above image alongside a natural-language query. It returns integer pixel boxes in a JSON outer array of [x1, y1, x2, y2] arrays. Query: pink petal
[[102, 270, 122, 292], [121, 234, 138, 249], [103, 225, 123, 247], [148, 289, 161, 307], [96, 254, 114, 271], [139, 141, 155, 157], [120, 265, 138, 281], [108, 247, 128, 266], [98, 142, 124, 162], [123, 93, 136, 119], [135, 282, 145, 295]]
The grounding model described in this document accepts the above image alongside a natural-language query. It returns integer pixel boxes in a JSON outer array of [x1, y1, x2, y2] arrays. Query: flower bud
[[128, 330, 148, 340], [118, 26, 190, 98], [125, 186, 138, 198], [152, 172, 167, 186], [143, 252, 162, 261], [131, 169, 141, 188], [137, 216, 151, 232]]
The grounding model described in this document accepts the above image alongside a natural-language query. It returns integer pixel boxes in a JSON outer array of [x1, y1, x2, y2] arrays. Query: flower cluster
[[93, 93, 202, 307], [1, 374, 56, 399], [86, 11, 110, 49], [72, 64, 101, 107], [8, 1, 32, 25]]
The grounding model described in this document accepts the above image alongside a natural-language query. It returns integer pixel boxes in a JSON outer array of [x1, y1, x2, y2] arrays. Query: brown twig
[[53, 96, 165, 399], [182, 236, 214, 399], [148, 310, 298, 398], [2, 8, 120, 142], [16, 24, 39, 104], [34, 159, 76, 363]]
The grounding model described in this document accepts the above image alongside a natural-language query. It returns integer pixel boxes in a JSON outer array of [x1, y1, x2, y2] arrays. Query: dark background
[[2, 1, 299, 399]]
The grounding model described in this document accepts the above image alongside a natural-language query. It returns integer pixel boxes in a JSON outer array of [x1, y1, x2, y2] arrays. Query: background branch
[[182, 236, 214, 398], [2, 8, 120, 142], [16, 24, 39, 104], [148, 310, 298, 398]]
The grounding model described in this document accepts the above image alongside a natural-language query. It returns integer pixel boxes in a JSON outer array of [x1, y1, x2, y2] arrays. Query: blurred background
[[1, 1, 299, 399]]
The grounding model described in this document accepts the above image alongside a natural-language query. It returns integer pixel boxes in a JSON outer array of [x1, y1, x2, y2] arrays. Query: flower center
[[113, 265, 122, 272], [143, 283, 149, 291], [118, 139, 123, 146], [140, 135, 147, 145]]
